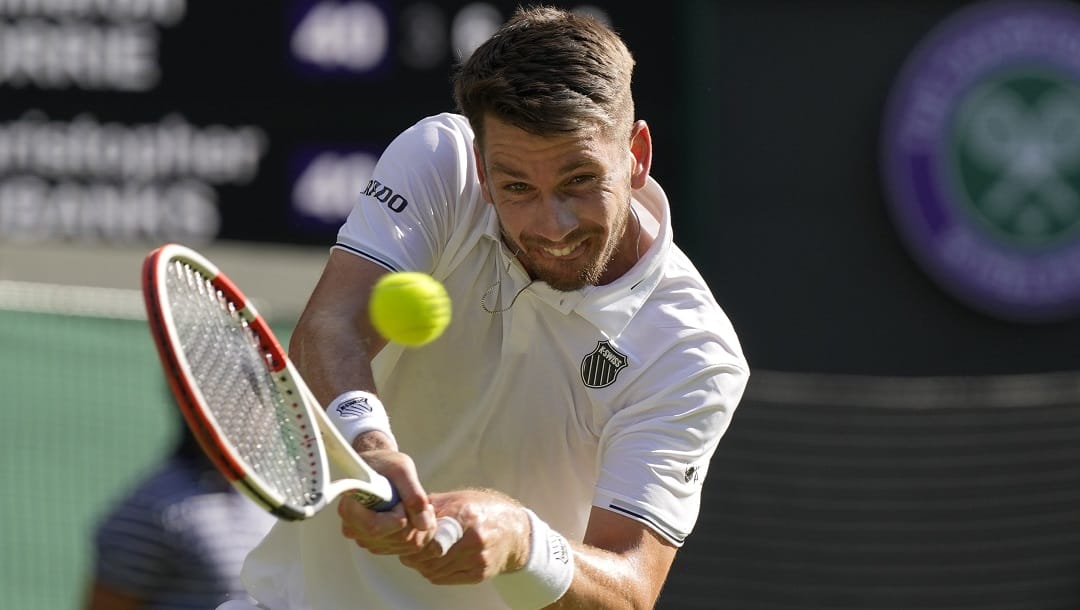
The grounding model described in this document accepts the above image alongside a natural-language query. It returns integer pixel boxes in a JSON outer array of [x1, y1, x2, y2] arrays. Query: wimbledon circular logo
[[882, 0, 1080, 322]]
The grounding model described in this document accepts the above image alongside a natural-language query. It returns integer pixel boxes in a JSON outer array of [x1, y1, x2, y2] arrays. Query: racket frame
[[142, 243, 394, 521]]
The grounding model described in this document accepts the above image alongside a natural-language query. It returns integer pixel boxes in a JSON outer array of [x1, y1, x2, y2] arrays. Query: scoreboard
[[0, 0, 678, 246]]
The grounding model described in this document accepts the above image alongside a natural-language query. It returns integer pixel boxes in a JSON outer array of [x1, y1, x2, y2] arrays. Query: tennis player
[[240, 6, 749, 609]]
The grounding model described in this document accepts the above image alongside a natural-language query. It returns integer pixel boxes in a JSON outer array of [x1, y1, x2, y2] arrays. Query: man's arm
[[554, 506, 677, 610], [395, 491, 677, 610], [290, 248, 437, 537], [289, 248, 388, 420]]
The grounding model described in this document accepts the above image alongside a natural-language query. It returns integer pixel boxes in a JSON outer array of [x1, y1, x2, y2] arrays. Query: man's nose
[[535, 195, 579, 241]]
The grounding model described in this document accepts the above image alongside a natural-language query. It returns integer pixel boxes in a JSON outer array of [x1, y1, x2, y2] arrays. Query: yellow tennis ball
[[369, 272, 451, 347]]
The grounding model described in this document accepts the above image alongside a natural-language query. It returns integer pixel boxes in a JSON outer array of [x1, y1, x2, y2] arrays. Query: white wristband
[[492, 508, 574, 610], [325, 390, 396, 447]]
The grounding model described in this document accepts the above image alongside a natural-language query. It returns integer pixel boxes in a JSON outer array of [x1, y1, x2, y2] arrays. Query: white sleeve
[[592, 359, 748, 546], [335, 113, 476, 273]]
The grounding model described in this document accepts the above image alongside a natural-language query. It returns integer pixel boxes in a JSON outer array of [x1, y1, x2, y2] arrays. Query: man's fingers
[[361, 449, 436, 531], [405, 502, 437, 532], [338, 496, 408, 537]]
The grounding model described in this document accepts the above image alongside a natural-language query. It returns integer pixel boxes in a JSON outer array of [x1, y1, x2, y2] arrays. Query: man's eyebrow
[[488, 158, 599, 179], [488, 162, 527, 179], [559, 158, 597, 175]]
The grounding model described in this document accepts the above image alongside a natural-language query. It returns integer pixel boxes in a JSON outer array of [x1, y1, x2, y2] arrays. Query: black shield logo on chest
[[580, 340, 629, 388]]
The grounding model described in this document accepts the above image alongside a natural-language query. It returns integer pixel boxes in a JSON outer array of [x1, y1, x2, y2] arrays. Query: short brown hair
[[452, 5, 636, 146]]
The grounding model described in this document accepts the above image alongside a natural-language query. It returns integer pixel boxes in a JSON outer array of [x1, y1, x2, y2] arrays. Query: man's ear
[[629, 120, 653, 190], [474, 143, 493, 204]]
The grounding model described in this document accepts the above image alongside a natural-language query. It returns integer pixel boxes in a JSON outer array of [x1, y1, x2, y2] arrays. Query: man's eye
[[569, 175, 596, 185], [505, 183, 529, 193]]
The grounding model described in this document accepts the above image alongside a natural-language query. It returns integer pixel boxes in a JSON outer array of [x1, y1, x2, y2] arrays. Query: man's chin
[[533, 266, 600, 292], [523, 251, 606, 291], [544, 279, 588, 292]]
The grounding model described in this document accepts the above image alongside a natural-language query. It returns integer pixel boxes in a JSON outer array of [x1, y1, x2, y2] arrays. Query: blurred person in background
[[82, 402, 274, 610]]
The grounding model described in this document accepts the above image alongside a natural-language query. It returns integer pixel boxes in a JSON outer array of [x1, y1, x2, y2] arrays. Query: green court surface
[[0, 307, 291, 609]]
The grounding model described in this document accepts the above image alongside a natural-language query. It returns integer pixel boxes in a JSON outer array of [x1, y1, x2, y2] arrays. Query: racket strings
[[166, 260, 325, 507]]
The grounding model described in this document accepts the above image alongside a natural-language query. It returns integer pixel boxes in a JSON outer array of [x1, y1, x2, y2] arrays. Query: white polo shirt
[[243, 113, 749, 610]]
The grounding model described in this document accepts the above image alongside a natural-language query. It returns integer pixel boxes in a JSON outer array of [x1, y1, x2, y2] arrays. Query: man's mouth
[[541, 240, 586, 258]]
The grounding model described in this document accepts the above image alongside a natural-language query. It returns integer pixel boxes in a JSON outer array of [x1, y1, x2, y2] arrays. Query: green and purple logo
[[882, 0, 1080, 322]]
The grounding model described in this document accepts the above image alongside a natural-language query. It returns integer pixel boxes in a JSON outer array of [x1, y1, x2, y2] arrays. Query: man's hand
[[337, 446, 438, 555], [398, 488, 531, 585]]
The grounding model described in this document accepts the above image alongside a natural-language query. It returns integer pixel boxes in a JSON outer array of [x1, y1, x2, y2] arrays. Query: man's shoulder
[[119, 459, 223, 505], [403, 112, 475, 142], [383, 112, 478, 190], [637, 256, 745, 362]]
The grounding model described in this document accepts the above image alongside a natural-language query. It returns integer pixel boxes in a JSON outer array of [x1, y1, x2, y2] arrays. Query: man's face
[[477, 115, 641, 291]]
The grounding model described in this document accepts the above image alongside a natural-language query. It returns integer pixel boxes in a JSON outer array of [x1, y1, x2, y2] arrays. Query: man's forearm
[[546, 541, 662, 610]]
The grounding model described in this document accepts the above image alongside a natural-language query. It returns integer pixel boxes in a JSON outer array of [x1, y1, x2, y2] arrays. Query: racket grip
[[369, 483, 401, 512]]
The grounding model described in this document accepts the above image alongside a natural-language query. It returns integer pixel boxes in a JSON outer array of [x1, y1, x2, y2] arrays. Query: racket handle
[[368, 483, 401, 512]]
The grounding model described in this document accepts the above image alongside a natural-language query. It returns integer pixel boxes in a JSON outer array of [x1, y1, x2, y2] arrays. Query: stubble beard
[[501, 200, 632, 292]]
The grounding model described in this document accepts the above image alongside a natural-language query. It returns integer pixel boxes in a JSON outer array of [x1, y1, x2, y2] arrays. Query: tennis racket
[[142, 243, 462, 552]]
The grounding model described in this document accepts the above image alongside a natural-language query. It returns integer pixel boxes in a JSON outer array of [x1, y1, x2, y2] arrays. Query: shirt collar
[[574, 177, 671, 337], [482, 177, 673, 338]]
